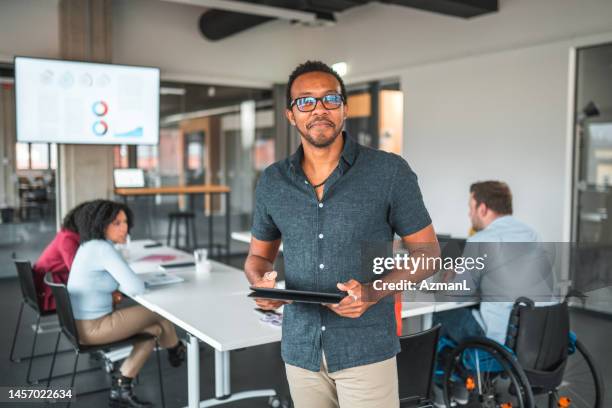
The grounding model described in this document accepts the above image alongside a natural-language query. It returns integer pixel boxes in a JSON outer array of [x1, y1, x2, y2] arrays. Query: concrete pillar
[[0, 81, 18, 211], [57, 0, 114, 221], [273, 83, 300, 161]]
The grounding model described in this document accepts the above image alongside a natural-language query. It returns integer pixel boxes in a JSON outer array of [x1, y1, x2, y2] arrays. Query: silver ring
[[350, 294, 358, 302]]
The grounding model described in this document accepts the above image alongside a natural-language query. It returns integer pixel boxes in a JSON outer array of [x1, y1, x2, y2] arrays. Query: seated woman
[[68, 200, 185, 408], [33, 200, 90, 312]]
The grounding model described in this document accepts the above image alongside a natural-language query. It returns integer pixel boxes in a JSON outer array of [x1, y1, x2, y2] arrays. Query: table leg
[[193, 348, 277, 408], [215, 350, 231, 398], [225, 192, 231, 259], [208, 193, 214, 255], [187, 333, 200, 408]]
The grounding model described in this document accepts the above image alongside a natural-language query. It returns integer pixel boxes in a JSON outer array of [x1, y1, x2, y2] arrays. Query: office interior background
[[1, 0, 611, 407]]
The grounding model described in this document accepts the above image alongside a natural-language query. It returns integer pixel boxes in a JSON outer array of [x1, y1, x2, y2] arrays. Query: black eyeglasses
[[290, 93, 344, 112]]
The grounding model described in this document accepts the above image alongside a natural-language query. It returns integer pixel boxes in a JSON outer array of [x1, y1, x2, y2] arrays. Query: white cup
[[194, 249, 211, 276]]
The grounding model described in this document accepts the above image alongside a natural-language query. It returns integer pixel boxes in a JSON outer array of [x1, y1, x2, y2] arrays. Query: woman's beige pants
[[76, 305, 179, 378]]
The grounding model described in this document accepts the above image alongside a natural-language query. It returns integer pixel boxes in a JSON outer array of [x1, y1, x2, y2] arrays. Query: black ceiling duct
[[197, 0, 498, 41], [199, 9, 275, 41], [380, 0, 498, 18], [198, 0, 368, 41]]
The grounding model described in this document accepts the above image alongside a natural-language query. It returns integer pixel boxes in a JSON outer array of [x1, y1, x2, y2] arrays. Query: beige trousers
[[75, 305, 179, 378], [285, 354, 399, 408]]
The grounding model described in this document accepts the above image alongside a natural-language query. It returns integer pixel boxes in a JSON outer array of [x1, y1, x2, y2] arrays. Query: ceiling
[[165, 0, 499, 41]]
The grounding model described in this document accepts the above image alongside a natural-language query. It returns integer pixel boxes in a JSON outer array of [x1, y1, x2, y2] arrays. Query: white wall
[[400, 42, 571, 241], [0, 0, 59, 62]]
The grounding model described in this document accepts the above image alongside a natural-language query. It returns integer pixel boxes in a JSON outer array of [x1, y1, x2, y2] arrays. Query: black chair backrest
[[438, 237, 467, 261], [14, 260, 40, 313], [397, 324, 441, 402], [506, 297, 569, 372], [43, 273, 80, 348]]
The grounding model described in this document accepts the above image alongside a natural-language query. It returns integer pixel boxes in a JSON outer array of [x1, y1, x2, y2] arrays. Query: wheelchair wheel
[[442, 338, 535, 408], [541, 339, 604, 408]]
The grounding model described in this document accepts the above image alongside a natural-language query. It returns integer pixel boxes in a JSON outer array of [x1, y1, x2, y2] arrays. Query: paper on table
[[130, 261, 161, 274], [140, 272, 185, 287], [137, 254, 177, 263]]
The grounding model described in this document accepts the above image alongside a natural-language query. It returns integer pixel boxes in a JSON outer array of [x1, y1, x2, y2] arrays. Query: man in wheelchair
[[429, 181, 603, 407]]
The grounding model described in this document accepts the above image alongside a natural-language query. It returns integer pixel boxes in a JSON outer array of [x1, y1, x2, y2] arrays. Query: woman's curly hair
[[76, 199, 134, 243], [61, 200, 93, 233]]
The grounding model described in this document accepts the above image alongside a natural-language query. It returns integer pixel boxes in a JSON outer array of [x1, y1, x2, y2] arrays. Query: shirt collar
[[289, 131, 358, 172]]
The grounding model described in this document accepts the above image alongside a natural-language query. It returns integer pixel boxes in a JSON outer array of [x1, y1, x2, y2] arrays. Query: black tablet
[[248, 286, 345, 304]]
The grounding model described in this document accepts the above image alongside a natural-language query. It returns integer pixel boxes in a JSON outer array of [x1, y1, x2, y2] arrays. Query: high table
[[125, 240, 475, 408], [115, 185, 231, 256]]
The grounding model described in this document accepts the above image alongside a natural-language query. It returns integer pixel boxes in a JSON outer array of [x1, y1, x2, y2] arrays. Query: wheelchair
[[437, 297, 604, 408]]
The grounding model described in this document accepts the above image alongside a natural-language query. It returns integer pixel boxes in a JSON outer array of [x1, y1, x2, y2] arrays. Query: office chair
[[9, 260, 74, 384], [44, 273, 166, 408], [397, 324, 441, 407]]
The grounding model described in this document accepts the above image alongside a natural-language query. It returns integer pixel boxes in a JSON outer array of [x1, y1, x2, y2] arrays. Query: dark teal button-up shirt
[[251, 133, 431, 372]]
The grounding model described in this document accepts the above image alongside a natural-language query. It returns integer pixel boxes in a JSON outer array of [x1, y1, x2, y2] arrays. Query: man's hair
[[286, 60, 347, 109], [76, 199, 134, 243], [470, 181, 513, 215], [61, 200, 92, 233]]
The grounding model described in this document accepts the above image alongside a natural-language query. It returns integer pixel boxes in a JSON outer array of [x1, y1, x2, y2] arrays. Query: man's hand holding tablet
[[252, 271, 290, 311], [327, 279, 376, 319]]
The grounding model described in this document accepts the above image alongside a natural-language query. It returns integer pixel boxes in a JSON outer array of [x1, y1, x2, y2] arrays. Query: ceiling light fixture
[[332, 62, 348, 77], [161, 0, 318, 23], [160, 86, 186, 96]]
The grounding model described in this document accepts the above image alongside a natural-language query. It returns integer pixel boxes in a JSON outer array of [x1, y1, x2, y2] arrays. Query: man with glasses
[[244, 60, 440, 408]]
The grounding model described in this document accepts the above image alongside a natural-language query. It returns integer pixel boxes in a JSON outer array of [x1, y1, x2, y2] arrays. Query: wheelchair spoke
[[565, 387, 593, 408], [475, 349, 483, 395]]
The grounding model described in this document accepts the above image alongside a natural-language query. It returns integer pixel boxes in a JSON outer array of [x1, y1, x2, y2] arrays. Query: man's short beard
[[301, 128, 343, 148]]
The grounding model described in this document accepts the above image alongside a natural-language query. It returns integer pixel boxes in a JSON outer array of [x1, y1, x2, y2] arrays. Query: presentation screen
[[15, 57, 160, 145]]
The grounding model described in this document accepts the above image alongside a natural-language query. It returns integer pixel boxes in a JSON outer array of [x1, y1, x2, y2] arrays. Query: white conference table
[[125, 239, 476, 408], [126, 240, 281, 408]]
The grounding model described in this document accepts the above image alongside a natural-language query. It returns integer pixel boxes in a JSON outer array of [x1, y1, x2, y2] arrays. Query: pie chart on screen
[[92, 101, 108, 116], [92, 120, 108, 136]]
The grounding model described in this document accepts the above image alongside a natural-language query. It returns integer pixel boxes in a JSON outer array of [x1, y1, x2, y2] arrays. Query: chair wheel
[[268, 396, 281, 408]]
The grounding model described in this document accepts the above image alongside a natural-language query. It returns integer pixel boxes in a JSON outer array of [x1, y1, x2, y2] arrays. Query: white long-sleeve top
[[67, 240, 145, 320]]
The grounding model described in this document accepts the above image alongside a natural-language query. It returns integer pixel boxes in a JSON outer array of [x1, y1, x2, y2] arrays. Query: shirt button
[[321, 326, 326, 331], [318, 233, 324, 239], [318, 203, 324, 208], [319, 263, 325, 269]]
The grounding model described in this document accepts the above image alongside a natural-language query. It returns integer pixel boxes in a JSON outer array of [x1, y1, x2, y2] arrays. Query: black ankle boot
[[167, 340, 186, 368], [109, 374, 153, 408]]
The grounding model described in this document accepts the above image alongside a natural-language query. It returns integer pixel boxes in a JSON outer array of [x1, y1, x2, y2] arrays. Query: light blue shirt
[[467, 215, 539, 344], [68, 240, 145, 320]]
